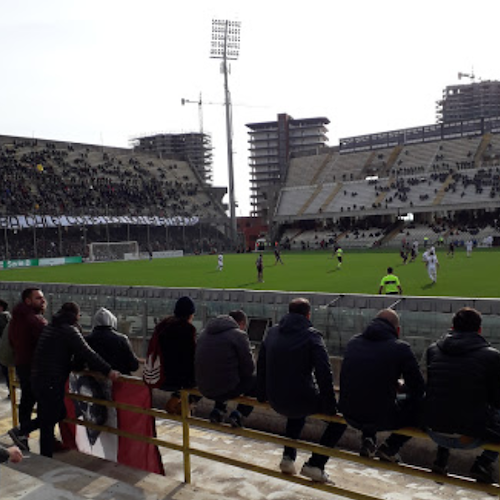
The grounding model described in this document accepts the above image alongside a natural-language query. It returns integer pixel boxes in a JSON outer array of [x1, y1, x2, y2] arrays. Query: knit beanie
[[174, 296, 195, 318]]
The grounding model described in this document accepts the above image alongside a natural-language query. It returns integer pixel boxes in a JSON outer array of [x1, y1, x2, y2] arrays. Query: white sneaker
[[279, 456, 297, 475], [300, 463, 334, 484]]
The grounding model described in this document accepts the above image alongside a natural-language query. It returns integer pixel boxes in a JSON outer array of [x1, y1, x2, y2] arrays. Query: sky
[[1, 0, 499, 216]]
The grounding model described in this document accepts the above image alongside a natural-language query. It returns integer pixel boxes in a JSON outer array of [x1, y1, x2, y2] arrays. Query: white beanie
[[93, 307, 117, 329]]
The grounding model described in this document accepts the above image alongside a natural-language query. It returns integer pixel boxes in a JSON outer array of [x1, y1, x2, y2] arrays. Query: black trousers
[[16, 365, 39, 435], [212, 375, 256, 418], [33, 382, 67, 458], [284, 417, 346, 469]]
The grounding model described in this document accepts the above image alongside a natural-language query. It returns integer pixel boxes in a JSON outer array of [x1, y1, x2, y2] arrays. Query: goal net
[[88, 241, 140, 262]]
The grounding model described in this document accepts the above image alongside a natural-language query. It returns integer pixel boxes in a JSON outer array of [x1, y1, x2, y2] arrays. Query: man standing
[[255, 254, 264, 283], [447, 241, 455, 258], [257, 298, 344, 484], [217, 253, 224, 272], [340, 309, 424, 461], [423, 307, 500, 483], [31, 302, 119, 457], [335, 246, 343, 270], [274, 247, 284, 265], [8, 288, 48, 450], [424, 247, 439, 283], [196, 310, 255, 427], [378, 267, 403, 295], [466, 239, 473, 258]]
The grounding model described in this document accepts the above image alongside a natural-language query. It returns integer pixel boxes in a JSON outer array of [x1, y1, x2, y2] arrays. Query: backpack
[[143, 327, 165, 389]]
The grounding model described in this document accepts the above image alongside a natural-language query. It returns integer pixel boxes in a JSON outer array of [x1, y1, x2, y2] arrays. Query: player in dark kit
[[400, 247, 408, 265], [447, 241, 455, 258], [274, 248, 284, 265], [256, 254, 264, 283]]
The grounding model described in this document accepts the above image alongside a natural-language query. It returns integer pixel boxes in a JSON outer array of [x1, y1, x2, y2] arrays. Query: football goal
[[88, 241, 140, 262]]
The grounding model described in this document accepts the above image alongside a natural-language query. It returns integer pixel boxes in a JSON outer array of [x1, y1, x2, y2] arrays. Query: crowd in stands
[[0, 138, 223, 219], [2, 289, 500, 486]]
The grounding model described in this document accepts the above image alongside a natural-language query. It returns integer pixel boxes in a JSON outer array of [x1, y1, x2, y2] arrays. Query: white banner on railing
[[0, 215, 199, 229]]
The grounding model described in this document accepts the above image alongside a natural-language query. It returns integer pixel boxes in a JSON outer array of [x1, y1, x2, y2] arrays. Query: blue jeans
[[427, 408, 500, 464]]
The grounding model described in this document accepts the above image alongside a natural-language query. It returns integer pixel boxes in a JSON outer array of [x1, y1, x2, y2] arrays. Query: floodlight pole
[[211, 19, 240, 246]]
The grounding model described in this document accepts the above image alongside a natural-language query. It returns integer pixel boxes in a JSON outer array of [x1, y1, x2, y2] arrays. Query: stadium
[[3, 30, 500, 498]]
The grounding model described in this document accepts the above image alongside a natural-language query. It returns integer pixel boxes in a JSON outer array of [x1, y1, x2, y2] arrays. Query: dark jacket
[[195, 315, 255, 399], [85, 308, 139, 375], [86, 326, 139, 375], [31, 310, 111, 388], [339, 318, 425, 428], [0, 311, 10, 338], [156, 316, 196, 390], [256, 313, 336, 418], [9, 302, 47, 367], [423, 330, 500, 438], [0, 446, 9, 464]]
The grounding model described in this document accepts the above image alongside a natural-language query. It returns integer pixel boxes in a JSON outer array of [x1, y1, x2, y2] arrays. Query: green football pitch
[[1, 247, 499, 298]]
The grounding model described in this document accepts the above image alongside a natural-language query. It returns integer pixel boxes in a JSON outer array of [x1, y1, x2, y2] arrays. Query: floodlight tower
[[210, 19, 241, 244]]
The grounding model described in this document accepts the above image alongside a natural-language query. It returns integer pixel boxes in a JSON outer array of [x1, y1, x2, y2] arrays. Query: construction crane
[[181, 93, 266, 135], [181, 93, 224, 135], [458, 70, 476, 82]]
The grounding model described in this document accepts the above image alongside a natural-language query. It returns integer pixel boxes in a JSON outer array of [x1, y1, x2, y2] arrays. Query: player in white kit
[[424, 247, 439, 283], [466, 240, 473, 258], [217, 253, 223, 271]]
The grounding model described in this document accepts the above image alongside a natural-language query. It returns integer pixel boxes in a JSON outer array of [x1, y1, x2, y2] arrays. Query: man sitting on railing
[[195, 310, 255, 428], [257, 298, 345, 484], [423, 307, 500, 483], [339, 309, 425, 462]]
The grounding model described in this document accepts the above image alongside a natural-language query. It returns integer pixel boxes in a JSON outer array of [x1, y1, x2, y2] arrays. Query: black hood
[[436, 330, 489, 355], [361, 317, 398, 341], [278, 313, 312, 335]]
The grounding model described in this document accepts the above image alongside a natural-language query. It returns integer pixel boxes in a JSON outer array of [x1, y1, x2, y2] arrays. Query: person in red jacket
[[8, 288, 48, 451]]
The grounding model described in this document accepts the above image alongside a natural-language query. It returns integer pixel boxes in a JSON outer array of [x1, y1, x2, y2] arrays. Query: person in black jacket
[[423, 307, 500, 483], [257, 298, 344, 484], [339, 309, 425, 462], [31, 302, 120, 457], [85, 307, 139, 375]]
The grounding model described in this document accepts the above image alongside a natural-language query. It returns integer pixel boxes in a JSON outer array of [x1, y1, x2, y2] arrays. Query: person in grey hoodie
[[195, 310, 255, 427], [85, 307, 140, 375]]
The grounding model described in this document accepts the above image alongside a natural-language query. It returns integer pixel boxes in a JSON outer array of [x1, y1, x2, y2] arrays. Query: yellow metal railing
[[7, 367, 500, 498]]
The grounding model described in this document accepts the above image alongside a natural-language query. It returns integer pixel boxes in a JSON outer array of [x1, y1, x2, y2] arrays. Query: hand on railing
[[7, 446, 23, 463], [108, 370, 121, 381]]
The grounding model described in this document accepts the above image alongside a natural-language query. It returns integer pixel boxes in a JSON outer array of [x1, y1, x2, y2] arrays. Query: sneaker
[[376, 443, 401, 463], [8, 427, 29, 452], [300, 463, 334, 484], [228, 410, 243, 428], [360, 437, 376, 458], [279, 456, 297, 475], [209, 408, 224, 424], [470, 459, 495, 484]]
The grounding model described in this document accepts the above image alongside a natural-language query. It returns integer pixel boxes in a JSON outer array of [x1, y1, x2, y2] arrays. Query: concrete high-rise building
[[246, 114, 329, 218], [132, 133, 213, 184], [437, 80, 500, 123]]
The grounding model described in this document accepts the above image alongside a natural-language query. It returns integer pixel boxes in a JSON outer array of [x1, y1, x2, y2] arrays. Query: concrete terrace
[[0, 379, 496, 500]]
